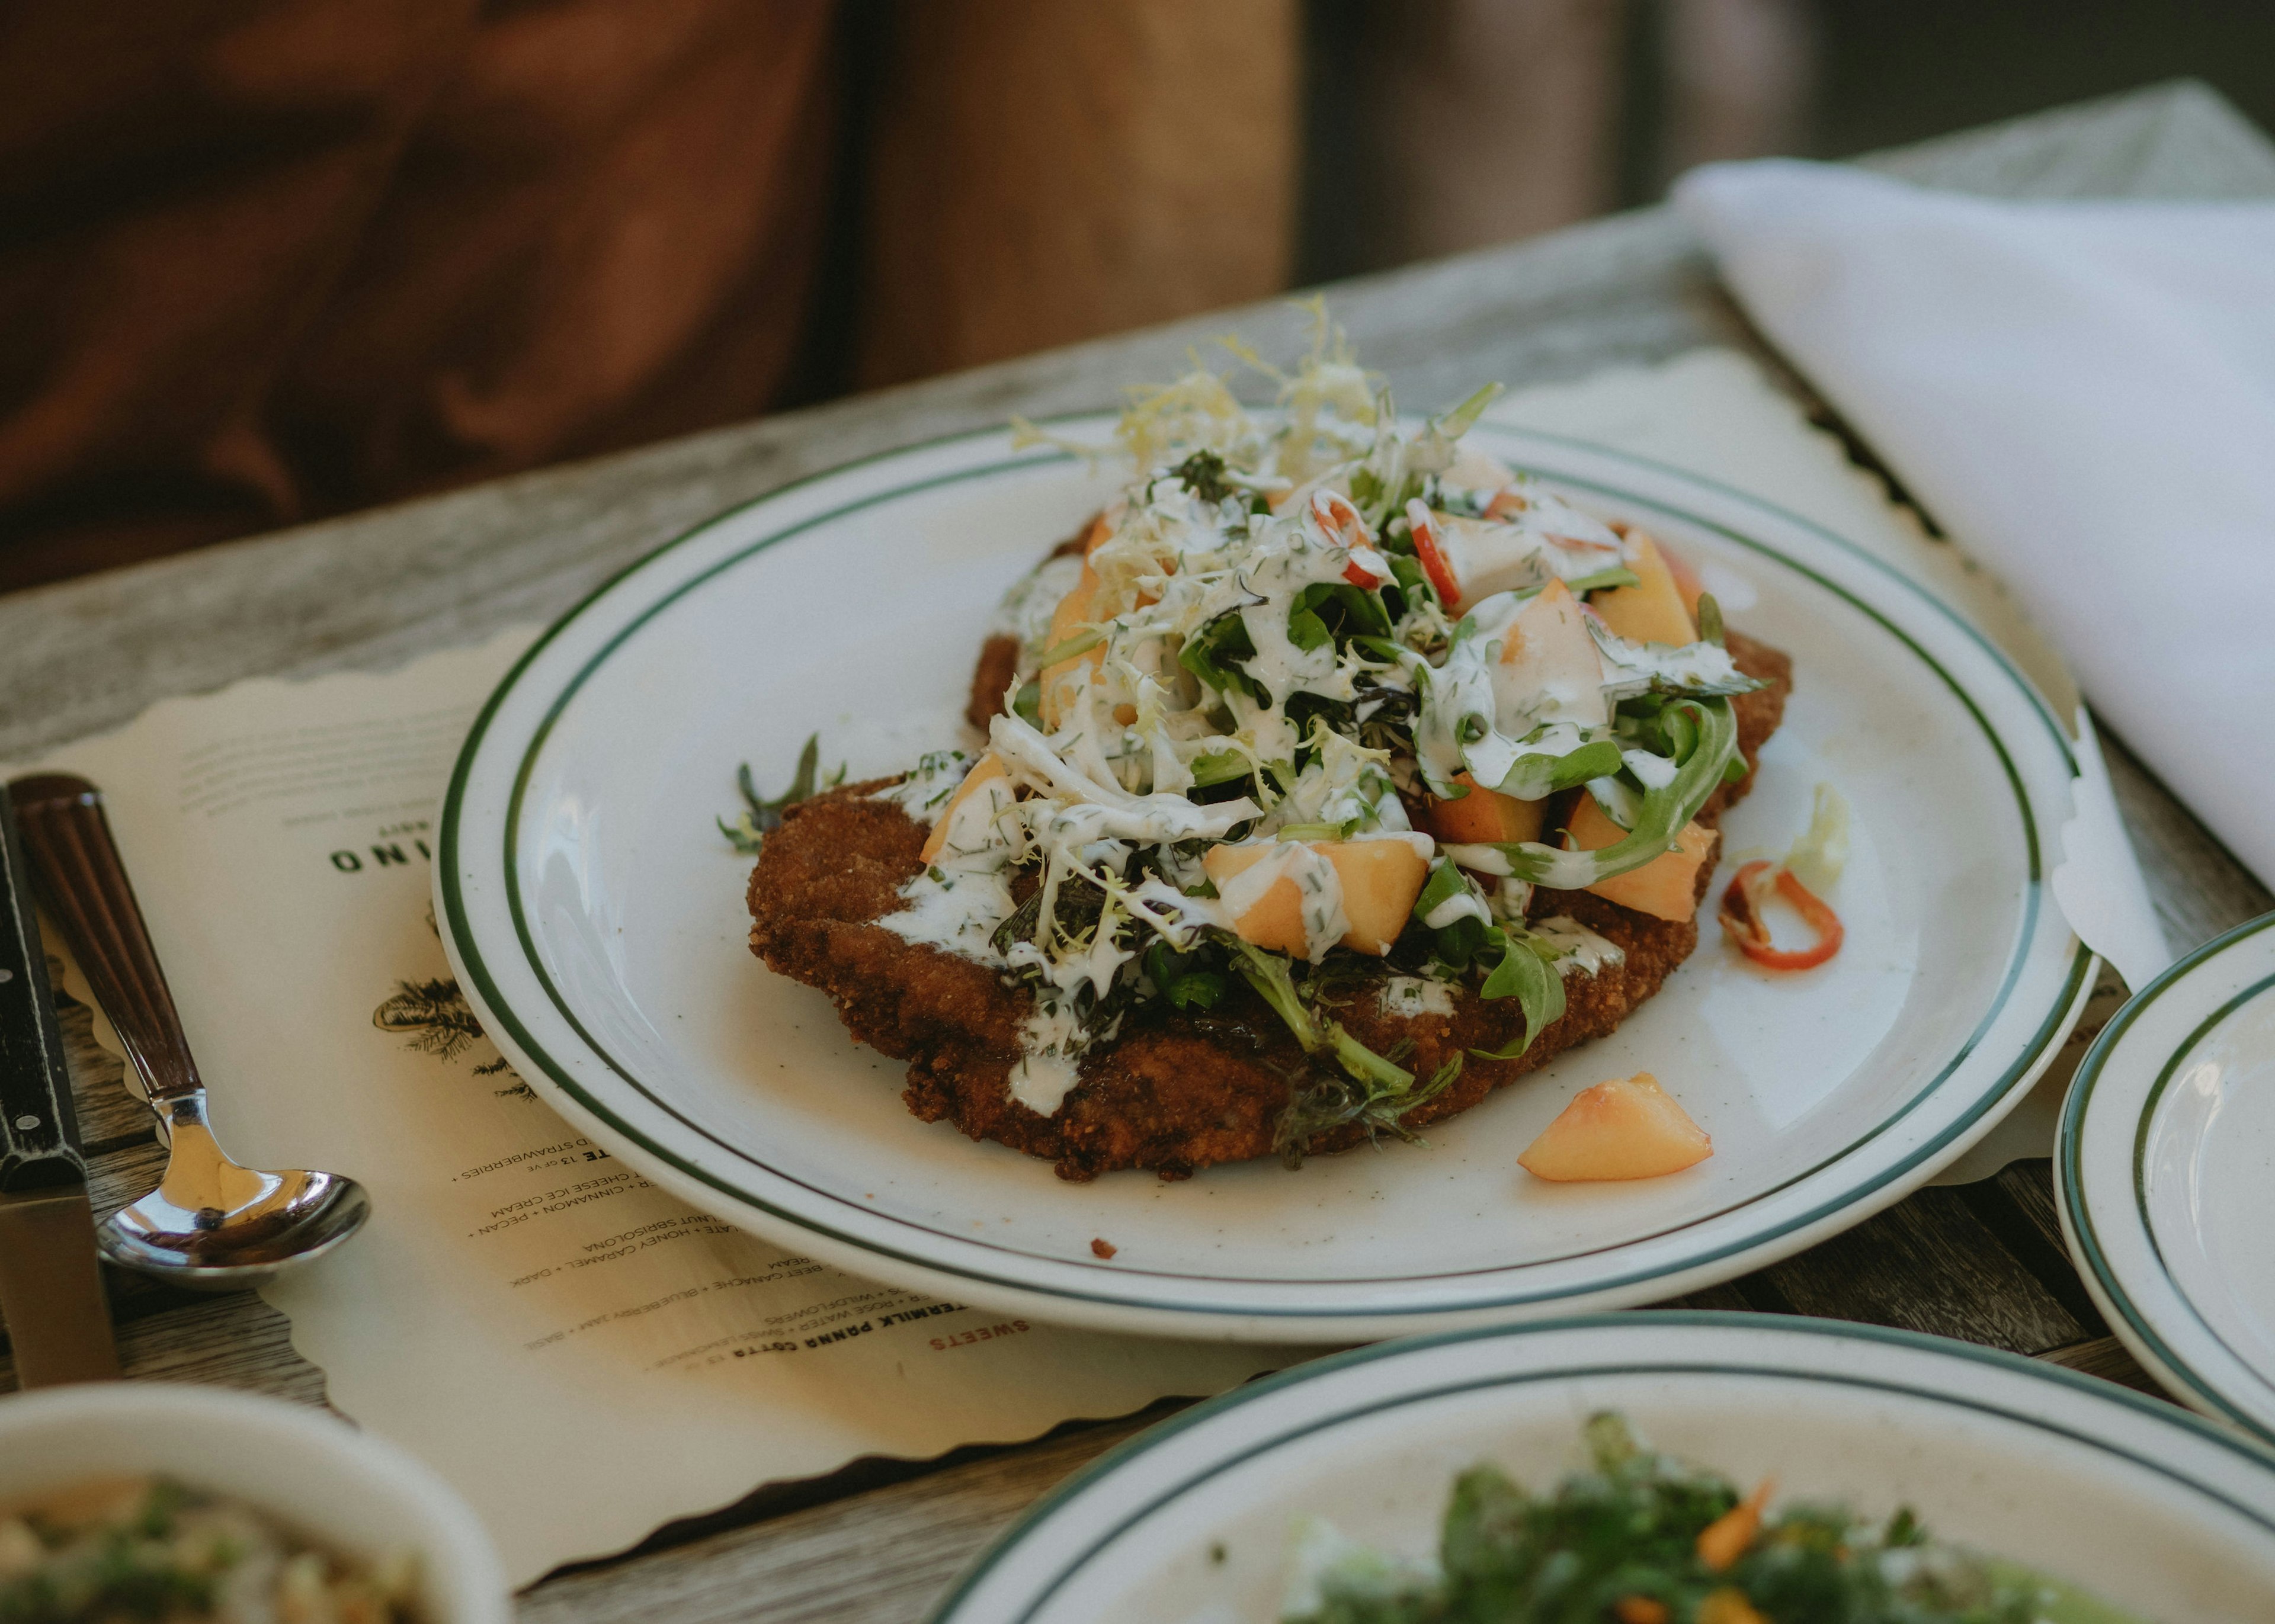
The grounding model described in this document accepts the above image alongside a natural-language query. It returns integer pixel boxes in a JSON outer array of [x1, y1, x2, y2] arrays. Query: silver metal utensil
[[8, 774, 369, 1292], [0, 783, 120, 1384]]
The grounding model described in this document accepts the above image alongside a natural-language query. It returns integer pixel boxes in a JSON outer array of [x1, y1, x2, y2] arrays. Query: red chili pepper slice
[[1718, 860, 1844, 971], [1407, 504, 1462, 609]]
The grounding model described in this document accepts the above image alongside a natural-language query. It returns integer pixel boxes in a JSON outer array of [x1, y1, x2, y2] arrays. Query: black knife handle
[[8, 775, 203, 1108], [0, 785, 88, 1195]]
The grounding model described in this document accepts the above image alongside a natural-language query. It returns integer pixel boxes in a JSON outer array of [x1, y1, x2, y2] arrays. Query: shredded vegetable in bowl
[[0, 1475, 416, 1624]]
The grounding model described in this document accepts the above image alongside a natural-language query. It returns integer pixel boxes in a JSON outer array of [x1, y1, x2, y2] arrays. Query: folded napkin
[[1674, 159, 2275, 894]]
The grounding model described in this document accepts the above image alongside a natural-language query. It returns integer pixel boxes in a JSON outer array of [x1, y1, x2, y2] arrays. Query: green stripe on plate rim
[[439, 419, 2090, 1316], [926, 1310, 2275, 1624], [2061, 910, 2275, 1440]]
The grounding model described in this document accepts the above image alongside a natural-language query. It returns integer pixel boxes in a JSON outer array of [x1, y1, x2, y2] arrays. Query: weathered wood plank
[[1745, 1186, 2093, 1355], [2035, 1335, 2162, 1398]]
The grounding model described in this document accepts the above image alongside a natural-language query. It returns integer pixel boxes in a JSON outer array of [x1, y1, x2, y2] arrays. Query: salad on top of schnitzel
[[746, 311, 1818, 1182]]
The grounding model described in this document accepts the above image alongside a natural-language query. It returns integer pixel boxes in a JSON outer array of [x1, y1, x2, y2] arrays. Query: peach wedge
[[1518, 1072, 1712, 1182]]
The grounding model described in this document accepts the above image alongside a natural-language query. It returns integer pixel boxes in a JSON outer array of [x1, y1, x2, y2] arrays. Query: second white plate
[[2061, 910, 2275, 1442], [437, 421, 2093, 1340]]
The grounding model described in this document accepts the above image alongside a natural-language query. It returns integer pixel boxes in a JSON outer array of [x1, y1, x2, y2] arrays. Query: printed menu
[[31, 635, 1296, 1584]]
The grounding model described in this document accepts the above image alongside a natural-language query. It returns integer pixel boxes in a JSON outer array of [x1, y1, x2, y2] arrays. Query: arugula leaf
[[1031, 628, 1103, 669], [1563, 564, 1643, 595], [1142, 941, 1226, 1011], [1286, 581, 1395, 654], [1491, 698, 1738, 888], [1178, 610, 1266, 702], [1224, 936, 1412, 1094], [1187, 749, 1254, 787], [1470, 928, 1567, 1059], [1489, 738, 1623, 801]]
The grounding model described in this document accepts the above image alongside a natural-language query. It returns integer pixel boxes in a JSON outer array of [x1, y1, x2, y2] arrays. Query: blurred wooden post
[[854, 0, 1301, 387]]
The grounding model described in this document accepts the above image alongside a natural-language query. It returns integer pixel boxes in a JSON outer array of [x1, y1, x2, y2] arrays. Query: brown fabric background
[[0, 0, 1295, 593]]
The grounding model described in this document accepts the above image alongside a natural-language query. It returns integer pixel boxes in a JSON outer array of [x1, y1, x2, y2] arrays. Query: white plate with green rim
[[2060, 910, 2275, 1442], [435, 419, 2094, 1341], [926, 1313, 2275, 1623]]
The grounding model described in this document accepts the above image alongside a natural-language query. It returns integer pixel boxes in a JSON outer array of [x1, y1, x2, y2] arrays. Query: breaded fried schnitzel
[[755, 634, 1788, 1181], [745, 329, 1814, 1182]]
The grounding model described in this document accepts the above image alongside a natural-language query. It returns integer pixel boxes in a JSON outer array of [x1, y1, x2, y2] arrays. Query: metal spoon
[[8, 774, 369, 1291]]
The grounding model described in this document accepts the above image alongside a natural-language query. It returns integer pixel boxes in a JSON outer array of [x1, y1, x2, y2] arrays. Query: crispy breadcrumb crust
[[754, 632, 1790, 1181]]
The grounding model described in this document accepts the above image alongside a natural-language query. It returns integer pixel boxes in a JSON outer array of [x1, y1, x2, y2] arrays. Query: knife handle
[[8, 775, 203, 1107], [0, 786, 88, 1193]]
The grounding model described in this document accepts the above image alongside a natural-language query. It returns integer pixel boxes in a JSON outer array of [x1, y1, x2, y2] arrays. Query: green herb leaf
[[1492, 699, 1738, 888], [720, 734, 842, 855], [1178, 611, 1266, 702], [1564, 564, 1644, 595], [1489, 738, 1623, 801], [1032, 628, 1103, 669]]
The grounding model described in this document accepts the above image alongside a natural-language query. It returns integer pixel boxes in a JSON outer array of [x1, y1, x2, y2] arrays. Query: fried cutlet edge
[[754, 632, 1791, 1181]]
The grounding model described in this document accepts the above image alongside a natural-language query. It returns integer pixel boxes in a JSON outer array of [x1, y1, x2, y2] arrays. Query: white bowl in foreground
[[0, 1382, 509, 1624]]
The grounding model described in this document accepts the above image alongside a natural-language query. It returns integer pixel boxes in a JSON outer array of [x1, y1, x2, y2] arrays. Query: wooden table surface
[[4, 78, 2273, 1624]]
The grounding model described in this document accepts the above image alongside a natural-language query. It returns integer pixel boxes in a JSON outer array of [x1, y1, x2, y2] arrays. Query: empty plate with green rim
[[2060, 910, 2275, 1442], [436, 419, 2093, 1340], [926, 1313, 2275, 1623]]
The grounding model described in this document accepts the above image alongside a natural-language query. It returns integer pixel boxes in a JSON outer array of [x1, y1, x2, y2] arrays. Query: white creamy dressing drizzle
[[1588, 620, 1751, 699], [1414, 589, 1606, 798], [1006, 999, 1091, 1116], [1531, 914, 1626, 977], [1377, 975, 1457, 1018], [1431, 493, 1627, 605], [989, 550, 1087, 657], [872, 749, 973, 820]]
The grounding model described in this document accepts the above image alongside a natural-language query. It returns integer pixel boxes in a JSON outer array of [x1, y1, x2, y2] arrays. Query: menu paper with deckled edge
[[20, 635, 1305, 1585]]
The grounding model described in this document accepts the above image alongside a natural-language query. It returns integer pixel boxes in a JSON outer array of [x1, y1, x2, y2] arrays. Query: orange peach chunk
[[1202, 839, 1429, 958], [1201, 843, 1310, 958], [1422, 772, 1547, 846], [919, 754, 1011, 864], [1565, 795, 1715, 923], [1592, 530, 1696, 646], [1038, 562, 1104, 728], [1517, 1072, 1712, 1182], [1321, 839, 1430, 955]]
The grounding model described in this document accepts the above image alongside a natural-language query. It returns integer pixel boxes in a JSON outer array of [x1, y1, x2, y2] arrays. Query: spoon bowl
[[9, 774, 372, 1291], [98, 1099, 370, 1288]]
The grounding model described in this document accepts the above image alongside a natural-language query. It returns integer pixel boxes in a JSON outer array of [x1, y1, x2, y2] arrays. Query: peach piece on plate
[[1592, 531, 1696, 646], [1518, 1073, 1712, 1182]]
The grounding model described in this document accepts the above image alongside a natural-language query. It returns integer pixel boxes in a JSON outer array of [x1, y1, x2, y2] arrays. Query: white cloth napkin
[[1674, 158, 2275, 897]]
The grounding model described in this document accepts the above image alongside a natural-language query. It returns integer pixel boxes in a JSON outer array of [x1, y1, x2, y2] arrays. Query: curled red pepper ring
[[1719, 860, 1844, 971], [1406, 499, 1463, 609]]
